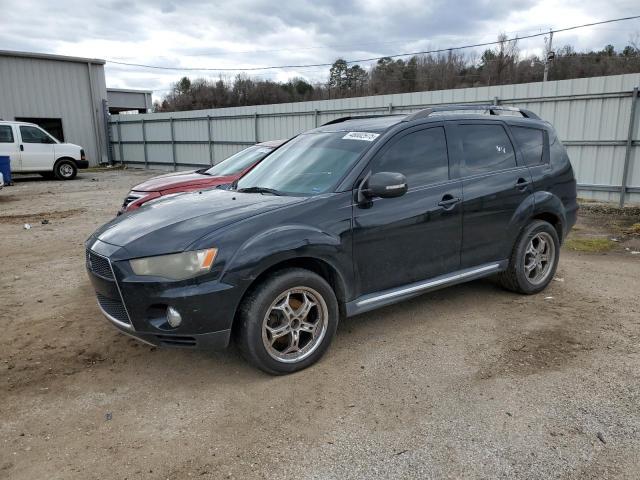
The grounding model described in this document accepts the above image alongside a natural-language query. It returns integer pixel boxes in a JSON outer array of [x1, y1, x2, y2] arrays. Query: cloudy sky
[[1, 0, 639, 100]]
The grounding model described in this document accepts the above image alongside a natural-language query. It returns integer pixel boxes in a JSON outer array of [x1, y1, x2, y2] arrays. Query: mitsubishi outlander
[[86, 105, 578, 374]]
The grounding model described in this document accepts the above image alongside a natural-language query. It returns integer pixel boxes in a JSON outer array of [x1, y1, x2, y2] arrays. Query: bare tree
[[155, 37, 640, 112]]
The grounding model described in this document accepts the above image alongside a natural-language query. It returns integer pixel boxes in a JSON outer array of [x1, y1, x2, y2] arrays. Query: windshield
[[236, 132, 376, 195], [203, 145, 273, 176]]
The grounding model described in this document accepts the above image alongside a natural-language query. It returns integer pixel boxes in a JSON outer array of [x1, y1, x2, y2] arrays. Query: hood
[[92, 188, 305, 257], [54, 142, 81, 153], [131, 170, 236, 192]]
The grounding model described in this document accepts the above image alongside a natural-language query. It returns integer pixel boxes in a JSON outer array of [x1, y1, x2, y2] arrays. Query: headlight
[[129, 248, 217, 280]]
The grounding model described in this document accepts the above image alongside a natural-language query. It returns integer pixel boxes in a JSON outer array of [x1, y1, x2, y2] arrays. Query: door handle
[[20, 144, 24, 151], [515, 177, 530, 190], [438, 195, 461, 209]]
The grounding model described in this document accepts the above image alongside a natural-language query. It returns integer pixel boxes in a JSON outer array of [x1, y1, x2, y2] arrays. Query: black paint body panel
[[86, 113, 577, 350]]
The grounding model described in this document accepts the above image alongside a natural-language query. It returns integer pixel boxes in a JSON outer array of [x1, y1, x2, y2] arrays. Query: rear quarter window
[[0, 125, 14, 143], [511, 126, 544, 166]]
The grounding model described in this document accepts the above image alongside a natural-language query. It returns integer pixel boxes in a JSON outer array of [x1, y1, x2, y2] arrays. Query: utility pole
[[543, 29, 554, 82]]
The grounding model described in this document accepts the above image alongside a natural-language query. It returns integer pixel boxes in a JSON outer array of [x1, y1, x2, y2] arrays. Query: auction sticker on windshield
[[342, 132, 380, 141]]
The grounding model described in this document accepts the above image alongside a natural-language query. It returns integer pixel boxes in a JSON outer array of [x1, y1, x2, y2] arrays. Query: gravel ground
[[1, 169, 639, 480]]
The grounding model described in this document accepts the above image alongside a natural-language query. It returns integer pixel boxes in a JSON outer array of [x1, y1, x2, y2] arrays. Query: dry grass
[[625, 223, 640, 235], [564, 237, 616, 252]]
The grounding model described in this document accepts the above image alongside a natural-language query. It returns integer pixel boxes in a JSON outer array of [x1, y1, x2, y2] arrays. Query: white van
[[0, 121, 88, 180]]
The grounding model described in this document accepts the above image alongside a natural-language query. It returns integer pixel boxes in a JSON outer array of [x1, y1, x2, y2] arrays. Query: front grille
[[86, 250, 113, 279], [122, 192, 144, 208], [97, 293, 131, 325]]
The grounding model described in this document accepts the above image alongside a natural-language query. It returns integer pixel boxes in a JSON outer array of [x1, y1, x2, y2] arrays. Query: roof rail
[[321, 114, 401, 126], [403, 104, 541, 121]]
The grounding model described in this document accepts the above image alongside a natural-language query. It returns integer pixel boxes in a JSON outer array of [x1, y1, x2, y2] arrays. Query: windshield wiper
[[236, 186, 282, 196]]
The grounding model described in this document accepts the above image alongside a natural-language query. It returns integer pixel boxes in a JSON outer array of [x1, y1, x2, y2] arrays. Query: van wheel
[[236, 268, 339, 375], [498, 220, 560, 294], [54, 160, 77, 180]]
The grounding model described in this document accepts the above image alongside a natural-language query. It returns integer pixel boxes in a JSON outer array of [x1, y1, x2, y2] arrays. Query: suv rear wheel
[[54, 159, 77, 180], [236, 268, 339, 375], [499, 220, 560, 294]]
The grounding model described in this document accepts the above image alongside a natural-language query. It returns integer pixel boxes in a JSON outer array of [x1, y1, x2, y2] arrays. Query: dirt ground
[[1, 169, 639, 480]]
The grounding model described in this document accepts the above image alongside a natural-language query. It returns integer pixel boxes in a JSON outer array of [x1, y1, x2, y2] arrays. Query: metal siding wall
[[0, 56, 108, 165], [110, 74, 640, 204], [628, 96, 640, 203], [107, 90, 150, 110]]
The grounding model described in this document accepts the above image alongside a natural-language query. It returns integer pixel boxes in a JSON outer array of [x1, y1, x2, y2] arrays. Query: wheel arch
[[230, 255, 349, 335], [54, 156, 78, 169], [530, 211, 563, 242], [529, 191, 567, 242]]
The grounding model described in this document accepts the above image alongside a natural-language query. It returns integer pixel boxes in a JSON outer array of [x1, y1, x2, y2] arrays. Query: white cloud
[[1, 0, 638, 102]]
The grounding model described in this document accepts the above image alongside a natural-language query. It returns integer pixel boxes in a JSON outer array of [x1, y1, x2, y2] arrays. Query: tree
[[281, 78, 314, 99], [479, 34, 519, 85], [327, 59, 370, 97], [347, 65, 368, 94], [175, 77, 192, 95], [328, 59, 349, 95], [154, 38, 640, 112]]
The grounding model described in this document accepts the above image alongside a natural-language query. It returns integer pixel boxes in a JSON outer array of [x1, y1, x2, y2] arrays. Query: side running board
[[345, 261, 507, 316]]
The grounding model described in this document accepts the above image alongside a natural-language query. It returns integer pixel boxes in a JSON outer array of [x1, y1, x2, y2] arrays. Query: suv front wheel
[[499, 220, 560, 294], [236, 268, 339, 375]]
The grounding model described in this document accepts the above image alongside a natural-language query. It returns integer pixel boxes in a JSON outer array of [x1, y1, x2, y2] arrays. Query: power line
[[109, 25, 553, 59], [106, 15, 640, 72]]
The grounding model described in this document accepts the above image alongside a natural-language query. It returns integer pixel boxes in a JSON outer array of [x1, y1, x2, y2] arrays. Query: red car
[[120, 139, 285, 213]]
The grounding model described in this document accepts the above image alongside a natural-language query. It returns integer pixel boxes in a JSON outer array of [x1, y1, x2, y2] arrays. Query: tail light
[[80, 149, 86, 160]]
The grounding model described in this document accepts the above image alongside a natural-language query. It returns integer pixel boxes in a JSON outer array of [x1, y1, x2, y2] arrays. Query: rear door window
[[0, 125, 14, 143], [511, 126, 544, 166], [458, 124, 516, 176]]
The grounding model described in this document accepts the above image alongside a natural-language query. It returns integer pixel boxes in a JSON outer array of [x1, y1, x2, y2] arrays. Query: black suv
[[86, 105, 577, 374]]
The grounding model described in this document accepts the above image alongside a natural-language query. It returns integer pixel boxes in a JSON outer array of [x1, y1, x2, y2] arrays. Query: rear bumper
[[75, 160, 89, 169], [563, 202, 579, 241]]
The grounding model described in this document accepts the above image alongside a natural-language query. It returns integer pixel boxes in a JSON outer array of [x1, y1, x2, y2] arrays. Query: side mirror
[[363, 171, 408, 199]]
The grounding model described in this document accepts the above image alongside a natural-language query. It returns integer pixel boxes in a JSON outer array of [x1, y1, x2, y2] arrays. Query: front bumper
[[98, 312, 231, 349], [86, 243, 239, 350], [76, 159, 89, 169]]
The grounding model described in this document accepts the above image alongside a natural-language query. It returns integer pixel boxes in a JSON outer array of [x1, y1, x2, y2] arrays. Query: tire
[[54, 159, 77, 180], [498, 220, 560, 294], [236, 268, 339, 375]]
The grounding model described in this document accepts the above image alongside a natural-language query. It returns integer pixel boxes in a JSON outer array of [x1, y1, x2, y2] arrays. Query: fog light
[[166, 306, 182, 328]]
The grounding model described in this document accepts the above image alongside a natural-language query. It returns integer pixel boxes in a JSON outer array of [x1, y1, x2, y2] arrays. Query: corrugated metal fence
[[110, 73, 640, 205]]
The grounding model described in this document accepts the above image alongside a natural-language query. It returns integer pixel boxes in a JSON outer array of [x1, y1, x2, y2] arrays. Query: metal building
[[0, 50, 109, 165], [107, 88, 153, 114]]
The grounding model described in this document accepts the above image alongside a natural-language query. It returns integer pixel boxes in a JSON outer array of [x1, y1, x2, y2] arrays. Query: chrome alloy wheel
[[261, 287, 328, 363], [59, 163, 74, 178], [524, 231, 556, 285]]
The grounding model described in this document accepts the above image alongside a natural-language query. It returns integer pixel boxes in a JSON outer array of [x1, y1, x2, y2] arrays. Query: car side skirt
[[346, 260, 508, 316]]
